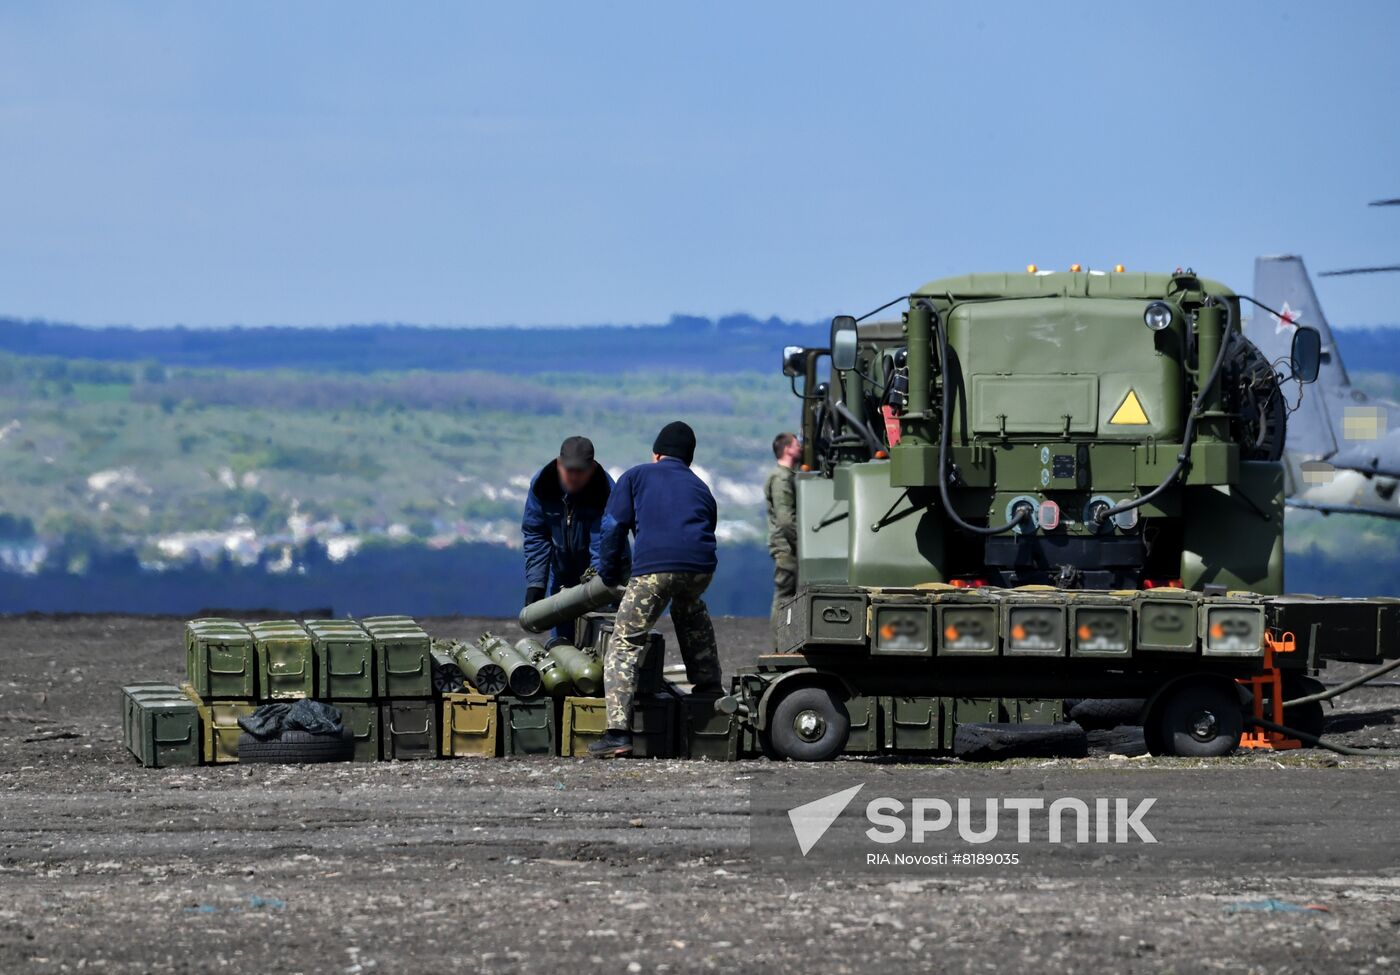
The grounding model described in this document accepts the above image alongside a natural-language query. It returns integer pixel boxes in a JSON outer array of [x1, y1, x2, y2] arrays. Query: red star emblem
[[1273, 301, 1299, 334]]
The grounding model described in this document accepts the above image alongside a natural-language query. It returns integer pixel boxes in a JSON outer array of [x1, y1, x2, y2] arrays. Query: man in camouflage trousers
[[591, 421, 723, 758], [765, 431, 801, 648]]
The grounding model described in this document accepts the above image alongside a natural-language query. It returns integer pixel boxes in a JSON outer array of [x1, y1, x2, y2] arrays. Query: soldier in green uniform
[[765, 432, 801, 647]]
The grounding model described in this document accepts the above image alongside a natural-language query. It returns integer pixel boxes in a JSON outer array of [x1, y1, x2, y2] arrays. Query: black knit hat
[[652, 421, 696, 465]]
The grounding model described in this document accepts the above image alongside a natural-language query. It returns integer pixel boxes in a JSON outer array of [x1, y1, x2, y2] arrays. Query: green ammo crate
[[1067, 593, 1134, 659], [248, 621, 314, 700], [935, 590, 1000, 657], [332, 701, 380, 762], [999, 590, 1067, 657], [306, 620, 374, 699], [500, 695, 557, 756], [379, 700, 437, 761], [440, 692, 499, 758], [184, 619, 257, 699], [1135, 588, 1200, 654], [680, 695, 739, 761], [123, 684, 200, 768], [883, 696, 942, 752], [843, 695, 880, 753], [362, 619, 433, 698], [559, 695, 677, 758], [776, 587, 868, 651], [1201, 593, 1266, 658], [121, 681, 171, 747]]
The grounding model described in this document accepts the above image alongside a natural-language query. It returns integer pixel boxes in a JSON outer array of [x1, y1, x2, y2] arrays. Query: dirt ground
[[3, 614, 1400, 974]]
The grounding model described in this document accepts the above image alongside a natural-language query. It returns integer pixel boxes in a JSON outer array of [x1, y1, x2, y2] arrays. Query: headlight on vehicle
[[1143, 301, 1174, 331]]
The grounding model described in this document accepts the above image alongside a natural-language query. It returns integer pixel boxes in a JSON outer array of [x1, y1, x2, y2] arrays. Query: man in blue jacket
[[590, 421, 723, 758], [521, 436, 616, 641]]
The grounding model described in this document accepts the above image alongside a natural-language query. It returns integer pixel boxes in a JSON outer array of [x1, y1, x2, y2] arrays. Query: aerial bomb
[[517, 575, 623, 634], [546, 643, 603, 696], [479, 634, 543, 698], [453, 644, 508, 696]]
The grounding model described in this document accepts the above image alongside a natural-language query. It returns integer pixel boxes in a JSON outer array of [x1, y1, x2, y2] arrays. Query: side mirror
[[1291, 326, 1322, 383], [782, 346, 806, 378], [829, 315, 858, 371]]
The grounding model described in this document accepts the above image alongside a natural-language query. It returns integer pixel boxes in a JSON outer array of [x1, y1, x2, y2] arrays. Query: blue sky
[[2, 2, 1399, 328]]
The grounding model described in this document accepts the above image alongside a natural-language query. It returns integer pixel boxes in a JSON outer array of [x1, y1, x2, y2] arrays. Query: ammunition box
[[204, 700, 256, 763], [123, 685, 200, 768], [331, 701, 380, 762], [679, 695, 739, 761], [1266, 595, 1400, 664], [585, 618, 666, 694], [365, 621, 433, 698], [184, 619, 257, 699], [936, 592, 1000, 656], [777, 587, 867, 651], [999, 591, 1067, 657], [361, 615, 416, 627], [559, 695, 676, 758], [870, 596, 935, 658], [121, 681, 173, 746], [883, 696, 941, 752], [499, 695, 557, 756], [307, 620, 374, 699], [1135, 588, 1200, 654], [1067, 594, 1133, 659], [1201, 594, 1266, 658], [1010, 698, 1063, 724], [575, 611, 611, 653], [953, 697, 1001, 727], [379, 700, 437, 761], [249, 621, 314, 700], [440, 692, 499, 758], [843, 695, 879, 753]]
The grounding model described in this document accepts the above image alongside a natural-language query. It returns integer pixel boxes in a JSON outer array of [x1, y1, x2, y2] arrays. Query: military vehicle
[[710, 266, 1400, 761]]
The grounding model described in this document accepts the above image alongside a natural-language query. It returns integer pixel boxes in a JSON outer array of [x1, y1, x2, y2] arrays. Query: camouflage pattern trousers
[[605, 571, 722, 729]]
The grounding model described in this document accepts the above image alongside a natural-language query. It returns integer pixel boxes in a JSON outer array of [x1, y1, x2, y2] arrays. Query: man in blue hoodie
[[590, 421, 723, 758], [521, 436, 616, 641]]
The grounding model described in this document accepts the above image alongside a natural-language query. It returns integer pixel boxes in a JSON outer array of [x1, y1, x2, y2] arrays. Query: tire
[[766, 686, 850, 762], [1282, 674, 1326, 741], [1154, 683, 1243, 758], [238, 727, 354, 764], [1068, 698, 1145, 732], [953, 722, 1088, 762]]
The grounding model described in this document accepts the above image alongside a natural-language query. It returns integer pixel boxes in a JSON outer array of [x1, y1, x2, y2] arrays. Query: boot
[[587, 728, 633, 759]]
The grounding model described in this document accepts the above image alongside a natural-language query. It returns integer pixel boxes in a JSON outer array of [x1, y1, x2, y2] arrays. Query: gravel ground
[[2, 614, 1400, 974]]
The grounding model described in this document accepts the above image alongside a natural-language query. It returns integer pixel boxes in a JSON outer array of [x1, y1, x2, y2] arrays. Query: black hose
[[833, 401, 884, 456], [1247, 715, 1400, 757], [1094, 295, 1237, 526], [1283, 657, 1400, 707], [930, 302, 1028, 536]]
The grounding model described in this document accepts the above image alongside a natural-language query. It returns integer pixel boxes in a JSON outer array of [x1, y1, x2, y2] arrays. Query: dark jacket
[[522, 461, 617, 593], [598, 457, 718, 584]]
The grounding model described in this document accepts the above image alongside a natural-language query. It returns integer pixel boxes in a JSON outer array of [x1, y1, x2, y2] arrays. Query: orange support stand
[[1237, 630, 1302, 751]]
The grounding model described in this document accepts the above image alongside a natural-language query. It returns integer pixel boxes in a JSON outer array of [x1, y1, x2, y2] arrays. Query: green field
[[0, 351, 795, 560]]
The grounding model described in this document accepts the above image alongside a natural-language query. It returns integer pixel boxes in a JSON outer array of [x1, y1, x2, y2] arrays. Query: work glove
[[579, 566, 598, 584], [524, 586, 545, 607]]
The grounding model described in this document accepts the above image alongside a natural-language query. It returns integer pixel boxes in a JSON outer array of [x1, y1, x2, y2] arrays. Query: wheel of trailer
[[237, 728, 354, 764], [1153, 683, 1243, 758], [764, 686, 850, 762], [1281, 674, 1326, 741]]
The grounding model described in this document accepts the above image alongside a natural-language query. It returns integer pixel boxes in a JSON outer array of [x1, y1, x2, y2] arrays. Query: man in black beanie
[[591, 421, 723, 757]]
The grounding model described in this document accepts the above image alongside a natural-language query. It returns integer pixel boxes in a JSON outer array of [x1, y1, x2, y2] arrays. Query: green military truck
[[719, 267, 1400, 760]]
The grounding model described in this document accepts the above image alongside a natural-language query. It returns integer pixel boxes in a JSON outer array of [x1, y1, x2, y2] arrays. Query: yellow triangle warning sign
[[1110, 389, 1149, 425]]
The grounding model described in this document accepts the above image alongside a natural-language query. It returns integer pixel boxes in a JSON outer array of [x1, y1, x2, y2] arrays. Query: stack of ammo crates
[[123, 612, 739, 767]]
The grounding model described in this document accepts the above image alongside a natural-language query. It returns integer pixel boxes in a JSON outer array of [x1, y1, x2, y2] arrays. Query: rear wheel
[[1154, 683, 1243, 758], [765, 686, 850, 762]]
